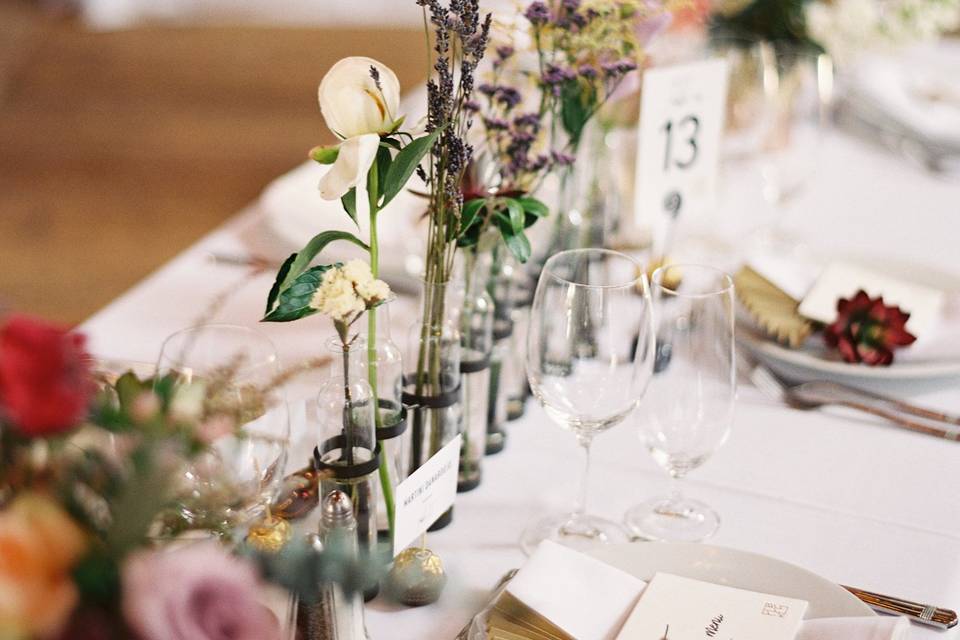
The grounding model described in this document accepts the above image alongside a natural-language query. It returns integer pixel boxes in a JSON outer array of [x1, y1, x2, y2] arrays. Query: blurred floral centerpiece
[[0, 314, 377, 640]]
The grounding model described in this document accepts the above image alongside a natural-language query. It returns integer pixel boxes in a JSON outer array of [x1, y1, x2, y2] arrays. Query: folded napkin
[[797, 616, 910, 640], [503, 541, 647, 640]]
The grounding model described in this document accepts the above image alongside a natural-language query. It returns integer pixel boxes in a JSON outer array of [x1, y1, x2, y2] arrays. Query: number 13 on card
[[635, 58, 729, 229]]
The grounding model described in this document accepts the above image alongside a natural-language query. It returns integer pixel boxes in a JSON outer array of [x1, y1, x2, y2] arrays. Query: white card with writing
[[634, 58, 728, 240], [615, 573, 808, 640], [392, 434, 461, 556]]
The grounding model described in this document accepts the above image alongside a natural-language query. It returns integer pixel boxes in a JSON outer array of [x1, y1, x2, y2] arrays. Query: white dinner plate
[[586, 542, 874, 619], [739, 255, 960, 387]]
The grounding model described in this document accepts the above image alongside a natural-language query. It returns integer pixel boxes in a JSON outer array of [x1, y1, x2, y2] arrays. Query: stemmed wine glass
[[157, 324, 290, 533], [522, 249, 655, 554], [755, 44, 834, 252], [625, 265, 735, 543]]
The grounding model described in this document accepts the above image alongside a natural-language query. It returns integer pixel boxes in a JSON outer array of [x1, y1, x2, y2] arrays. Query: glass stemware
[[755, 44, 834, 252], [156, 324, 290, 533], [522, 249, 655, 555], [625, 265, 735, 543]]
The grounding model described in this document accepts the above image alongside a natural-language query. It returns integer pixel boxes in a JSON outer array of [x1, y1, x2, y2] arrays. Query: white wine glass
[[625, 265, 735, 543], [522, 248, 655, 554], [157, 324, 290, 533]]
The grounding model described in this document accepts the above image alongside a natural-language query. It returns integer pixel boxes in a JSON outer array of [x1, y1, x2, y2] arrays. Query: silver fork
[[737, 347, 960, 441]]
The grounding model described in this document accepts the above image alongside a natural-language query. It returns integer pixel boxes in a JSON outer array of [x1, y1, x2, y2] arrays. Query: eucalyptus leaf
[[263, 264, 336, 322], [381, 128, 442, 208], [459, 198, 486, 235]]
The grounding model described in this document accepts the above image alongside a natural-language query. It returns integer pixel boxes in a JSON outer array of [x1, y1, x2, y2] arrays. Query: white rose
[[319, 56, 401, 139], [315, 57, 403, 202]]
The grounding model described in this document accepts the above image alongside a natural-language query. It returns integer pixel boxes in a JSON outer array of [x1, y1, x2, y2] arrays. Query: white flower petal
[[318, 56, 402, 138], [318, 134, 380, 201]]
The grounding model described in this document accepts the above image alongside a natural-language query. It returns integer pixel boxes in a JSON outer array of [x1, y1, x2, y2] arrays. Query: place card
[[798, 261, 945, 337], [392, 435, 461, 555], [497, 540, 648, 640], [634, 58, 729, 243], [615, 573, 808, 640]]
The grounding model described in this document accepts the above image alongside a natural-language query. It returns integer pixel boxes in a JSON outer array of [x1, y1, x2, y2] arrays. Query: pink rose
[[122, 543, 280, 640]]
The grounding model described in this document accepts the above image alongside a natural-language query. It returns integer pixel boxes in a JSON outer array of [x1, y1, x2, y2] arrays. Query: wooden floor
[[0, 2, 425, 324]]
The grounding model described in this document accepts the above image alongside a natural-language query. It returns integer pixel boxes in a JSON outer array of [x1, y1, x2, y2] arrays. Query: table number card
[[615, 573, 808, 640], [392, 435, 461, 555], [634, 59, 729, 246]]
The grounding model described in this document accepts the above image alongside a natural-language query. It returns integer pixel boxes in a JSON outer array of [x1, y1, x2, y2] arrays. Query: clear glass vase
[[485, 246, 515, 455], [404, 279, 462, 530], [457, 248, 494, 492], [353, 301, 406, 541], [313, 338, 379, 572]]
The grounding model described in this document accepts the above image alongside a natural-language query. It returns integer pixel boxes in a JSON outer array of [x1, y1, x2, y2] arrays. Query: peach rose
[[0, 493, 87, 639]]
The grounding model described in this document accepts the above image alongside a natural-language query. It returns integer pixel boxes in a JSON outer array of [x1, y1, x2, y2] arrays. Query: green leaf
[[518, 196, 548, 218], [495, 216, 532, 264], [309, 144, 340, 164], [381, 128, 442, 208], [375, 145, 392, 203], [263, 264, 336, 322], [263, 232, 368, 321], [265, 253, 297, 314], [459, 198, 486, 236], [505, 198, 525, 235], [115, 371, 149, 412], [561, 80, 592, 147], [341, 188, 359, 227]]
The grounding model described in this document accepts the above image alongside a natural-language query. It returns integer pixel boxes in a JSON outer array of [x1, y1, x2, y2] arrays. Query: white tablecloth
[[82, 131, 960, 639]]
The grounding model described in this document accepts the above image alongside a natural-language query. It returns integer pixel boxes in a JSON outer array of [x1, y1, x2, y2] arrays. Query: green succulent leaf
[[381, 127, 442, 208], [263, 264, 337, 322], [309, 144, 340, 165]]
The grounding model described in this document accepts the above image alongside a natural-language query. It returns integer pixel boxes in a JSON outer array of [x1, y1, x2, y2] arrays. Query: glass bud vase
[[486, 246, 515, 455], [353, 301, 407, 544], [404, 279, 462, 531], [457, 248, 494, 492], [504, 275, 533, 421], [313, 338, 379, 595]]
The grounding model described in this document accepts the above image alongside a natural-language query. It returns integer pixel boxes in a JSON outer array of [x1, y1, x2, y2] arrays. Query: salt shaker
[[320, 490, 369, 640]]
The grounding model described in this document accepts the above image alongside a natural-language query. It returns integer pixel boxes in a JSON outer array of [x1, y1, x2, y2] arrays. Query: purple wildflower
[[464, 99, 481, 113], [478, 83, 497, 97], [496, 45, 515, 59], [483, 117, 510, 131], [496, 86, 522, 110], [524, 1, 550, 25], [578, 64, 598, 79], [513, 113, 540, 128]]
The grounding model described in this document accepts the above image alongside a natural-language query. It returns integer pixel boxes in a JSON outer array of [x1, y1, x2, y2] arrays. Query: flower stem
[[366, 160, 396, 535]]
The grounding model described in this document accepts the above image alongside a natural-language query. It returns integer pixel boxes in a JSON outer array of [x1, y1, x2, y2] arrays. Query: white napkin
[[506, 541, 647, 640], [797, 616, 910, 640]]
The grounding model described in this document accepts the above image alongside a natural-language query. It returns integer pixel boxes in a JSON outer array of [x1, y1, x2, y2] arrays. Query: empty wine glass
[[522, 249, 655, 554], [756, 44, 834, 252], [625, 265, 735, 543], [156, 324, 290, 533]]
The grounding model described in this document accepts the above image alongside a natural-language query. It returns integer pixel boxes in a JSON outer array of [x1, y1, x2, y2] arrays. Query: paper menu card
[[615, 573, 808, 640], [502, 540, 648, 640]]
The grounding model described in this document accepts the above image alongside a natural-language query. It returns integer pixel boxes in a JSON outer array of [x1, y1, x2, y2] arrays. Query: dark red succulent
[[824, 290, 917, 366]]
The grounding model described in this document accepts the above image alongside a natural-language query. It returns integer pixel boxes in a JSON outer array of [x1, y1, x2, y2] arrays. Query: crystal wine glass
[[157, 324, 290, 533], [625, 265, 735, 543], [522, 248, 655, 554], [755, 44, 834, 252]]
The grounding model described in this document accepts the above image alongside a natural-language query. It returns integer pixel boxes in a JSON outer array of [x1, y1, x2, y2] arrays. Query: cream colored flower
[[316, 57, 402, 201], [310, 261, 391, 324]]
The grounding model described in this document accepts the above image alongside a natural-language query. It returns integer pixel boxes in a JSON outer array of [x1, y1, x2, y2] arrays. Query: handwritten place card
[[392, 435, 461, 555], [615, 573, 808, 640]]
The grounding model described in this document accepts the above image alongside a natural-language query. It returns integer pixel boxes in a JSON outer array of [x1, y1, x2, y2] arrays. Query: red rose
[[0, 315, 94, 437]]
